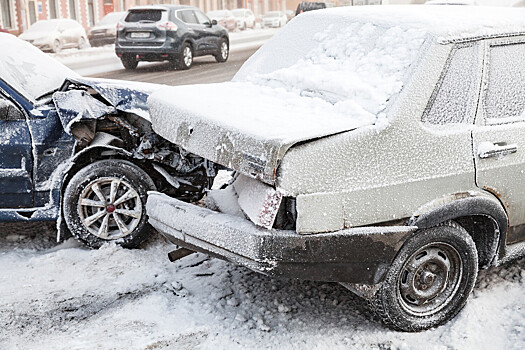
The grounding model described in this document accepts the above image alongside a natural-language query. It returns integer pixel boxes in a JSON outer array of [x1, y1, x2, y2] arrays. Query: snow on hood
[[149, 7, 429, 184], [0, 33, 79, 102]]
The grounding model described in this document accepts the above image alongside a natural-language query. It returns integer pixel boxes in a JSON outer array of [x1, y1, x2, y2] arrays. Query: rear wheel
[[52, 39, 62, 53], [177, 43, 193, 70], [121, 55, 138, 70], [63, 159, 156, 249], [78, 36, 88, 49], [215, 39, 229, 63], [370, 221, 478, 331]]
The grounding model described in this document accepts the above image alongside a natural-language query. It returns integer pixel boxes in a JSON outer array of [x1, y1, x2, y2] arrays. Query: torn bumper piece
[[147, 192, 417, 284]]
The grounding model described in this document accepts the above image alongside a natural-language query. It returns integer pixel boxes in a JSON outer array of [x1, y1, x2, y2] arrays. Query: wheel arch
[[409, 194, 508, 269]]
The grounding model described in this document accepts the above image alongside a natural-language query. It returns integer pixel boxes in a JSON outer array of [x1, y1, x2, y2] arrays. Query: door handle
[[478, 142, 518, 159]]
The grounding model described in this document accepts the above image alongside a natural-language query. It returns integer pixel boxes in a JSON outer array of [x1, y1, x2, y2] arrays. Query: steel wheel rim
[[183, 46, 192, 67], [221, 42, 228, 59], [78, 177, 142, 240], [397, 242, 462, 316]]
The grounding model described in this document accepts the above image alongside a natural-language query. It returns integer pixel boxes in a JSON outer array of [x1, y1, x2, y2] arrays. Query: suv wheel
[[78, 36, 88, 49], [63, 159, 156, 249], [177, 43, 193, 70], [215, 39, 229, 63], [121, 55, 138, 70], [370, 221, 478, 331]]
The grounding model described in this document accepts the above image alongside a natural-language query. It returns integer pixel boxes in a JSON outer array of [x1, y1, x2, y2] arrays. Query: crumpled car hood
[[148, 82, 376, 185], [53, 77, 163, 133]]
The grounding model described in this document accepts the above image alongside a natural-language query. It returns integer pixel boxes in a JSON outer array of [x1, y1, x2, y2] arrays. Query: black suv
[[115, 5, 229, 70]]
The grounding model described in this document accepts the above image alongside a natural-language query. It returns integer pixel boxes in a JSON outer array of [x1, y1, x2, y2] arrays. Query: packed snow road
[[0, 221, 523, 349]]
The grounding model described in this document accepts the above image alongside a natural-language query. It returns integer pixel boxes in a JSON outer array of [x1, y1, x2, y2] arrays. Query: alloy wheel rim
[[397, 242, 462, 316], [221, 42, 228, 59], [184, 46, 192, 67], [78, 177, 142, 240]]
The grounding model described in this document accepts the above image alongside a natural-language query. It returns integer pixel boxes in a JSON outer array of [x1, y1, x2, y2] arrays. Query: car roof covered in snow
[[298, 5, 525, 44]]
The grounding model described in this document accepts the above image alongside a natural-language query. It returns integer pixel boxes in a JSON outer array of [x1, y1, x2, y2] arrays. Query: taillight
[[116, 22, 125, 30], [157, 21, 178, 31]]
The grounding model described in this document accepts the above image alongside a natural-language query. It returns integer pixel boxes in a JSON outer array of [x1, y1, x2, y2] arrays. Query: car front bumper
[[147, 192, 416, 285]]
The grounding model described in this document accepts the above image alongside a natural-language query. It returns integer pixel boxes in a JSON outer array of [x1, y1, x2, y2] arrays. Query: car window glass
[[178, 10, 198, 24], [125, 10, 163, 22], [484, 43, 525, 124], [0, 97, 24, 121], [422, 44, 479, 125], [194, 10, 210, 25]]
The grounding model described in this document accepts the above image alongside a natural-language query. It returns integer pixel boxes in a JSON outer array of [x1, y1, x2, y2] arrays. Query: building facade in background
[[0, 0, 521, 35]]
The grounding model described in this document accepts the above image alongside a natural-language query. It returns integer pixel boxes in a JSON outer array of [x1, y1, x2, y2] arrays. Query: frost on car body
[[0, 33, 216, 248], [147, 6, 525, 331]]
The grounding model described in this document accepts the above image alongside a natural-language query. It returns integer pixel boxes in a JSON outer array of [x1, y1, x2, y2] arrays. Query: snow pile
[[0, 224, 524, 349], [0, 33, 78, 101]]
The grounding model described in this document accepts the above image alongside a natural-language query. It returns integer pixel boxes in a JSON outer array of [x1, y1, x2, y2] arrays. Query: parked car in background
[[0, 33, 216, 249], [425, 0, 477, 4], [115, 5, 229, 70], [231, 8, 256, 30], [0, 26, 8, 33], [261, 11, 287, 28], [207, 10, 237, 32], [295, 2, 326, 15], [146, 6, 525, 331], [18, 19, 88, 53], [88, 11, 125, 47], [285, 10, 294, 22]]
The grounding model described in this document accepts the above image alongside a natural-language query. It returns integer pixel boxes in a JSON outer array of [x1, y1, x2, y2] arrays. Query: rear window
[[125, 10, 163, 23]]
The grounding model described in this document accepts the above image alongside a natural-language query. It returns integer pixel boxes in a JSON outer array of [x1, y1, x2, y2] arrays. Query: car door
[[193, 10, 219, 51], [177, 9, 206, 53], [472, 37, 525, 244], [0, 95, 33, 208]]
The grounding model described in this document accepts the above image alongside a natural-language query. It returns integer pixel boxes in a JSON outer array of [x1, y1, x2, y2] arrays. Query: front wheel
[[52, 39, 62, 53], [78, 36, 89, 49], [215, 39, 229, 63], [370, 221, 478, 331], [63, 159, 156, 249]]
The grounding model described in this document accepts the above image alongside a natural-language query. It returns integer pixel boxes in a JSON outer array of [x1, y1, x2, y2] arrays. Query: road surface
[[89, 46, 259, 85]]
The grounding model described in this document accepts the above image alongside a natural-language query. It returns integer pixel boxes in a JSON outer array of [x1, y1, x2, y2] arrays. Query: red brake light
[[157, 21, 178, 31], [116, 22, 125, 30]]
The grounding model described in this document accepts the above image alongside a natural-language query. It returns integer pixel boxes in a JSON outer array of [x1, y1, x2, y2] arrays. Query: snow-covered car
[[207, 10, 237, 32], [231, 9, 256, 30], [146, 6, 525, 331], [18, 19, 89, 53], [261, 11, 287, 28], [0, 33, 215, 249]]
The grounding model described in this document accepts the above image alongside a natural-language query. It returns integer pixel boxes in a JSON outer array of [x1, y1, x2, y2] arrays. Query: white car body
[[231, 8, 256, 30], [19, 19, 88, 53], [146, 6, 525, 331], [261, 11, 287, 28]]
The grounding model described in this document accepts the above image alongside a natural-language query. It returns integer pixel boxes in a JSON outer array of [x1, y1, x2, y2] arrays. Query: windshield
[[0, 33, 78, 102], [235, 11, 427, 120], [232, 10, 244, 17], [264, 12, 281, 18], [26, 20, 59, 33], [98, 12, 124, 25]]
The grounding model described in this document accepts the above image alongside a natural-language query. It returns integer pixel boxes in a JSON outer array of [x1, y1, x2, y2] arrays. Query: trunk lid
[[148, 82, 377, 185]]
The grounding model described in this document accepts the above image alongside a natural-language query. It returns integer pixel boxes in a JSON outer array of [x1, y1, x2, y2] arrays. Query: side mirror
[[211, 19, 217, 25]]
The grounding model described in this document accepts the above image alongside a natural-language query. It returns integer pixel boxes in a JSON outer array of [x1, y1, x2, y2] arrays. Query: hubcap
[[78, 178, 142, 240], [184, 46, 192, 67], [221, 42, 228, 59], [397, 242, 462, 316]]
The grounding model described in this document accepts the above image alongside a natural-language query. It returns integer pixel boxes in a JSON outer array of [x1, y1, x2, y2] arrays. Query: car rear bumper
[[115, 40, 181, 60], [147, 192, 416, 284]]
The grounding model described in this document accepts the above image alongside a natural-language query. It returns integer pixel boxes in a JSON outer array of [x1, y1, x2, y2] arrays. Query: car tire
[[370, 221, 478, 332], [52, 39, 62, 53], [177, 42, 193, 70], [121, 55, 138, 70], [215, 39, 229, 63], [63, 159, 156, 249], [243, 22, 247, 31], [78, 36, 88, 49]]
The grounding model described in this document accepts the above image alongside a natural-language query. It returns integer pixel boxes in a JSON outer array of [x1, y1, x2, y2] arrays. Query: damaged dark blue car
[[0, 33, 215, 248]]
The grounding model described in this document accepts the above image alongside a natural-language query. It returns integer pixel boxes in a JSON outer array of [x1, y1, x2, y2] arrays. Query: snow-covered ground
[[0, 220, 523, 349]]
